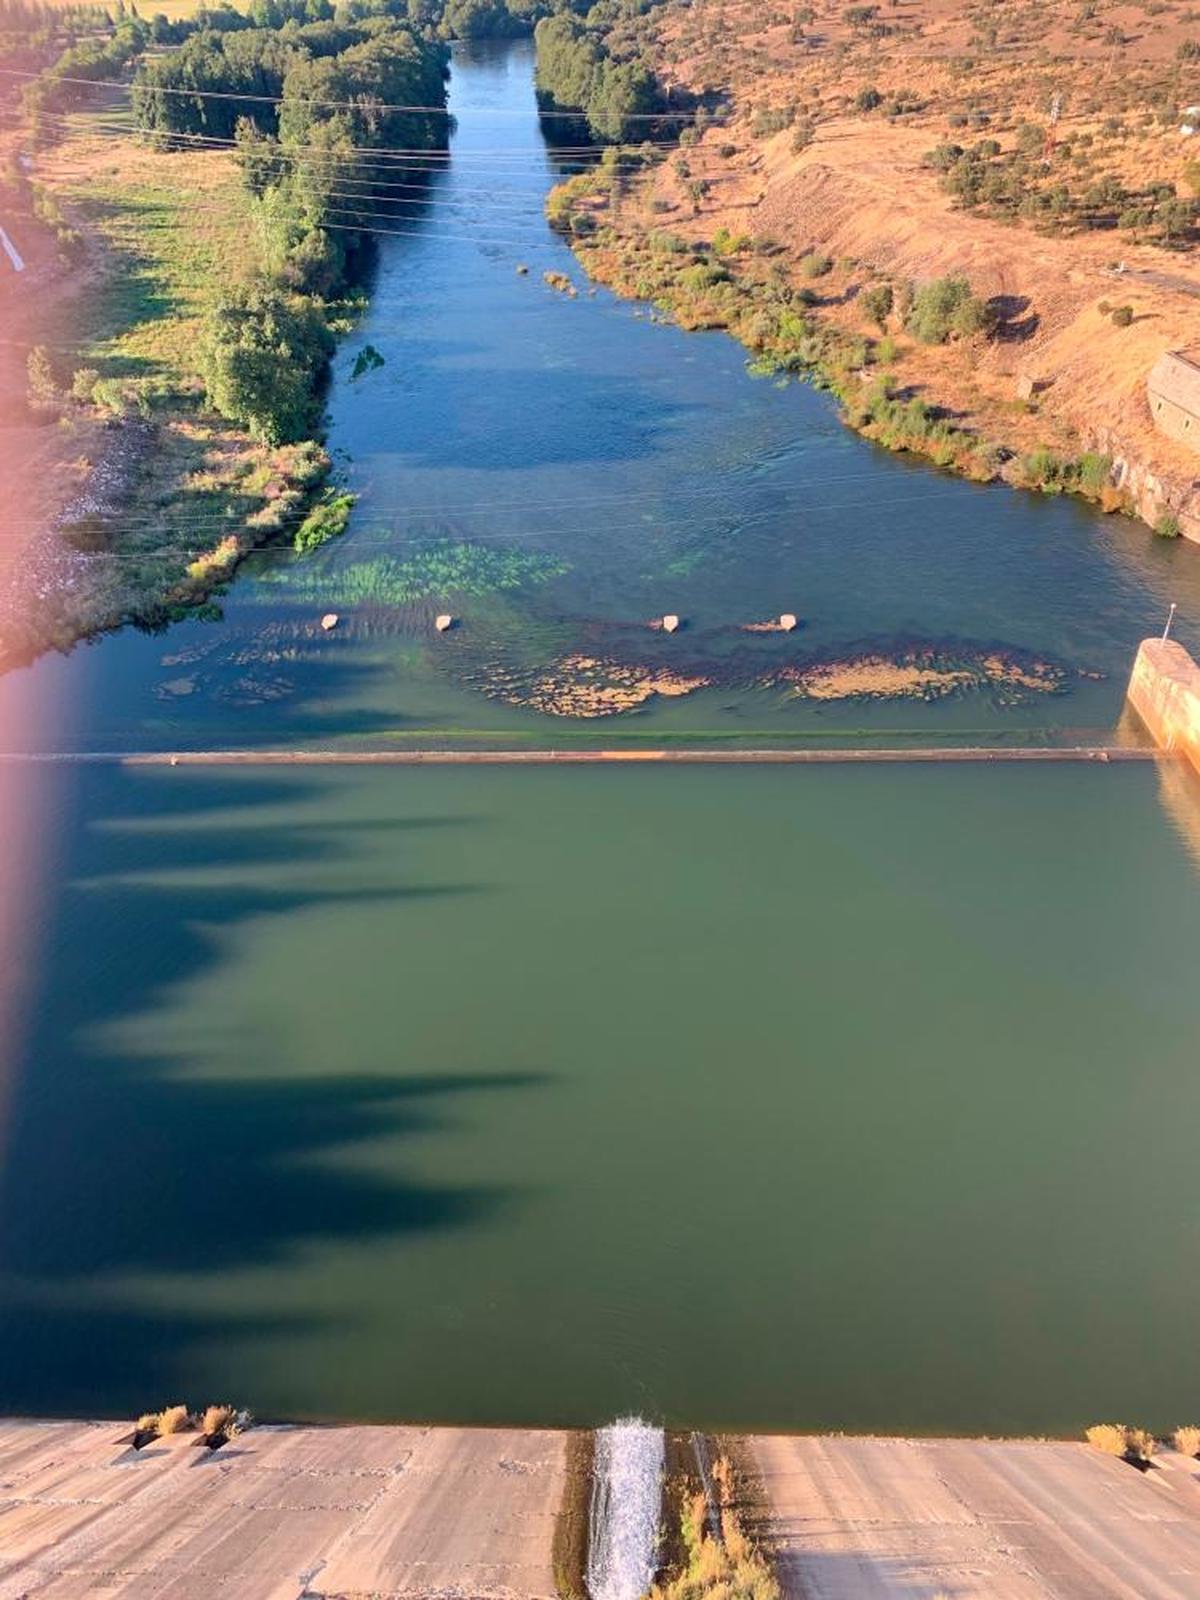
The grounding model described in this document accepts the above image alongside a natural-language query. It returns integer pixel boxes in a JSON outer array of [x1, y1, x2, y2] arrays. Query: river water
[[3, 44, 1200, 749], [1, 43, 1200, 1433]]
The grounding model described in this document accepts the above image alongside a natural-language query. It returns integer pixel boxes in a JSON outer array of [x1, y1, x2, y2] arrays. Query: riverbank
[[5, 1419, 1200, 1597], [551, 0, 1200, 542], [0, 0, 453, 676], [0, 131, 344, 673]]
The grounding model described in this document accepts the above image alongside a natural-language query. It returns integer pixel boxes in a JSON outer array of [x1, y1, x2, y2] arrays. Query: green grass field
[[59, 151, 255, 385]]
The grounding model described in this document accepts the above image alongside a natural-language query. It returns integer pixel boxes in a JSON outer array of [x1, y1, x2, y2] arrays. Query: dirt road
[[747, 1434, 1200, 1599], [0, 1419, 568, 1599]]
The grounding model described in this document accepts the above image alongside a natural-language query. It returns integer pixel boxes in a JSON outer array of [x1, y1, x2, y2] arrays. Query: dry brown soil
[[612, 0, 1200, 534]]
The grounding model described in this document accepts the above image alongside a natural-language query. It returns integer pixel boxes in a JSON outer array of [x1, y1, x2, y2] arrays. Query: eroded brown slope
[[595, 0, 1200, 536]]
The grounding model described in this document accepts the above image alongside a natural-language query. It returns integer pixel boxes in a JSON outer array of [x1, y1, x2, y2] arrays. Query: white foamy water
[[586, 1417, 665, 1600]]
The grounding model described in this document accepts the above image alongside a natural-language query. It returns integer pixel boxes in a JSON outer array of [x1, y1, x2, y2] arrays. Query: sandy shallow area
[[747, 1433, 1200, 1600]]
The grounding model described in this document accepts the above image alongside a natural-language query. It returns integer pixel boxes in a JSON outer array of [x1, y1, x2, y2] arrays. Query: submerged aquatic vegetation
[[350, 344, 387, 381], [261, 541, 569, 606], [771, 646, 1066, 704], [481, 653, 711, 717], [294, 492, 357, 554], [471, 639, 1068, 718]]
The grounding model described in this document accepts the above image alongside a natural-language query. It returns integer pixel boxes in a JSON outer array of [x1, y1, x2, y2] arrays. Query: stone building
[[1147, 349, 1200, 452]]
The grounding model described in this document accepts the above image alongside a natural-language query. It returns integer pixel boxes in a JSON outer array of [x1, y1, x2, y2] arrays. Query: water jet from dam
[[586, 1417, 665, 1600]]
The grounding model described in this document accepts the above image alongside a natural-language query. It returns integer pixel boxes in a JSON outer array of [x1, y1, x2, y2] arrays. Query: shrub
[[925, 141, 965, 171], [157, 1404, 192, 1434], [856, 86, 882, 112], [70, 368, 100, 404], [907, 275, 993, 342], [294, 491, 355, 553], [26, 345, 57, 407], [1173, 1426, 1200, 1457], [1155, 513, 1181, 539], [752, 104, 796, 137], [1078, 452, 1112, 494], [202, 1404, 237, 1439], [800, 251, 833, 277], [1110, 304, 1134, 326], [1086, 1423, 1155, 1462], [860, 282, 894, 329], [1086, 1423, 1130, 1455]]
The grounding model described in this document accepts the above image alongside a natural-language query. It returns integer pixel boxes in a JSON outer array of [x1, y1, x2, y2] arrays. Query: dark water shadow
[[0, 766, 540, 1416]]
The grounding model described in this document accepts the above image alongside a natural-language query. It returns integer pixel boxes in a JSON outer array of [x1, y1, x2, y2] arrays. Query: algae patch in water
[[263, 541, 569, 607], [474, 642, 1069, 718], [772, 648, 1066, 705], [483, 653, 712, 717]]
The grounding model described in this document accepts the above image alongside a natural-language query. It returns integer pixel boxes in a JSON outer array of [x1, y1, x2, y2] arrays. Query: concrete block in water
[[1126, 636, 1200, 777]]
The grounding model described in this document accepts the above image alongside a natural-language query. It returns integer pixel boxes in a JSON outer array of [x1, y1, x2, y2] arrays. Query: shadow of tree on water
[[0, 766, 540, 1418]]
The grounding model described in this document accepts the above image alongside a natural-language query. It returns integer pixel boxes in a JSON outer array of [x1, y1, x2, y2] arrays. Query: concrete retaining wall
[[1126, 635, 1200, 775]]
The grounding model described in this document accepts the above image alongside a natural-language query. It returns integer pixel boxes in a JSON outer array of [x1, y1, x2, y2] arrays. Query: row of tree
[[533, 7, 665, 142], [189, 10, 450, 443]]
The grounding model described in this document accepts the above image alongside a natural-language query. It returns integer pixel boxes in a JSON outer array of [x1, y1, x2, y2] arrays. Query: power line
[[3, 470, 891, 537], [15, 484, 985, 561], [28, 106, 689, 164], [0, 62, 700, 123]]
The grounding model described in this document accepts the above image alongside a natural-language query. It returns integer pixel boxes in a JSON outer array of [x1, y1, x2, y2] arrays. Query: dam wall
[[6, 1419, 1200, 1597], [1127, 636, 1200, 776]]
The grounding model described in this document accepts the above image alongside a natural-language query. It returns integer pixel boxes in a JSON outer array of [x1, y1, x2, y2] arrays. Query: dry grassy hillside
[[597, 0, 1200, 535]]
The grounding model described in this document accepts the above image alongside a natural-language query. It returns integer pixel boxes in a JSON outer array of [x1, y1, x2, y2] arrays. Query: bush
[[1086, 1423, 1131, 1456], [1155, 512, 1181, 539], [70, 368, 100, 404], [791, 119, 815, 152], [856, 86, 882, 112], [1110, 304, 1134, 326], [860, 282, 894, 329], [1086, 1423, 1155, 1462], [800, 251, 833, 277], [1126, 1428, 1156, 1462], [157, 1404, 192, 1434], [1173, 1426, 1200, 1457], [202, 1404, 237, 1440], [906, 275, 993, 342], [26, 345, 57, 407], [752, 104, 796, 137], [294, 490, 355, 552]]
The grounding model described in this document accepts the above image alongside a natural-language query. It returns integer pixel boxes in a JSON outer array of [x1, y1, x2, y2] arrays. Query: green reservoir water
[[3, 759, 1200, 1434], [2, 43, 1200, 1435]]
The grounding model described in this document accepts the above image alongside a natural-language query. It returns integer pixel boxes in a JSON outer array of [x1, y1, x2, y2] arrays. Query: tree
[[199, 282, 333, 443], [860, 282, 893, 330], [906, 275, 993, 343]]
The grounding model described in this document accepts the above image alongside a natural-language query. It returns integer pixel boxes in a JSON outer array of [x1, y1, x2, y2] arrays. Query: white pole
[[1162, 602, 1177, 641]]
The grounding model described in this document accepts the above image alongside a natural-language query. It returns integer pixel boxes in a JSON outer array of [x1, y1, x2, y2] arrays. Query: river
[[1, 42, 1199, 1434]]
